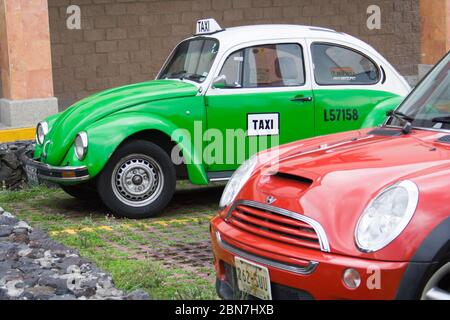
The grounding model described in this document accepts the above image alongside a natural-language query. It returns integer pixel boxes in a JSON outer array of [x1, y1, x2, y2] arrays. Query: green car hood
[[43, 80, 198, 165]]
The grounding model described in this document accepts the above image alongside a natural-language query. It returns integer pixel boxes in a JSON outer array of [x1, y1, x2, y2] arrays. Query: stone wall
[[48, 0, 421, 110], [0, 141, 34, 189]]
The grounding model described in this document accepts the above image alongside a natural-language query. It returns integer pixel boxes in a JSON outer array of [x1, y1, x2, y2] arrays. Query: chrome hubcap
[[421, 262, 450, 300], [111, 154, 164, 207]]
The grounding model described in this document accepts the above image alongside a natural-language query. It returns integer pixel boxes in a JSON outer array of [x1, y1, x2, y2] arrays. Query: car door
[[205, 40, 314, 172], [308, 41, 399, 136]]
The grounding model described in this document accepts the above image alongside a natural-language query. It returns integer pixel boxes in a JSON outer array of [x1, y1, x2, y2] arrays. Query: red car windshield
[[391, 53, 450, 130]]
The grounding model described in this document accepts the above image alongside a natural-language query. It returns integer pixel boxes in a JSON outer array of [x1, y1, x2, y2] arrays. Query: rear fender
[[361, 96, 405, 128]]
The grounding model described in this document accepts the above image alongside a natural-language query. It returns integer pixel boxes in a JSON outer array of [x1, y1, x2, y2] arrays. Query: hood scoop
[[437, 135, 450, 144], [274, 172, 313, 186], [368, 128, 402, 137]]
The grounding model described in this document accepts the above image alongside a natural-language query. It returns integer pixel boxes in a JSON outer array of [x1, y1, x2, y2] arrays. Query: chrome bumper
[[216, 231, 319, 275], [21, 150, 90, 183]]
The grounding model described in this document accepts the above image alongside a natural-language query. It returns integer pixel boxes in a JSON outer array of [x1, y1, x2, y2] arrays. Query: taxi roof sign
[[195, 18, 223, 35]]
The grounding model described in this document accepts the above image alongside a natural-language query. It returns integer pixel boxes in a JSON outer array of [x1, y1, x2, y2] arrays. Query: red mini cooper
[[210, 52, 450, 300]]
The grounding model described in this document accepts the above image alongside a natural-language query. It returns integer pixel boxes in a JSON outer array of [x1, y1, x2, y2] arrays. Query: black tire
[[420, 256, 450, 300], [97, 140, 176, 219], [61, 181, 98, 200]]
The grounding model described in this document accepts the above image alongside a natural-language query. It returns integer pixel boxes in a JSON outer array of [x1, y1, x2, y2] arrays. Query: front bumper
[[21, 150, 90, 183], [211, 216, 410, 300]]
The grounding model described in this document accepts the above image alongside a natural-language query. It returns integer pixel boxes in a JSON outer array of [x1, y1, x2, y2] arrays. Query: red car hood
[[273, 129, 450, 184], [244, 128, 450, 261]]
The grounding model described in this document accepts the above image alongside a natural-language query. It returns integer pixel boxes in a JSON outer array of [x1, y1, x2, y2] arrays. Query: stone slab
[[0, 97, 58, 128]]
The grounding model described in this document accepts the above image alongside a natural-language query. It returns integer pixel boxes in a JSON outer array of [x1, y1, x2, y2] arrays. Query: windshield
[[157, 38, 219, 83], [389, 53, 450, 130]]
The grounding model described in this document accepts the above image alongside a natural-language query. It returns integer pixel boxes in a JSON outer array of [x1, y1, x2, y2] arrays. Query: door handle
[[290, 96, 313, 103]]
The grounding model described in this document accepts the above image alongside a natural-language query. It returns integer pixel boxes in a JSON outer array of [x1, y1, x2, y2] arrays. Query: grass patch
[[0, 185, 59, 203], [0, 184, 220, 300]]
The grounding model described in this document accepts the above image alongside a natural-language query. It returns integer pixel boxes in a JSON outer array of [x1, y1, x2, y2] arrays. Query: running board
[[207, 171, 233, 182]]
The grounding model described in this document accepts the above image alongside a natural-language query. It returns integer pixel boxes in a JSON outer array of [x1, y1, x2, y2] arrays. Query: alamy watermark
[[66, 5, 81, 30], [170, 121, 281, 169], [367, 5, 381, 30], [65, 4, 382, 31]]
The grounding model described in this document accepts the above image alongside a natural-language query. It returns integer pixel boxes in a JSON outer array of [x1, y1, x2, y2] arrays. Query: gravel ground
[[0, 206, 149, 300]]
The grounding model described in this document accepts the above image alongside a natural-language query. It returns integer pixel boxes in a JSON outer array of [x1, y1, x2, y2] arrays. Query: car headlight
[[74, 131, 88, 160], [36, 121, 48, 145], [219, 155, 258, 209], [355, 180, 419, 252]]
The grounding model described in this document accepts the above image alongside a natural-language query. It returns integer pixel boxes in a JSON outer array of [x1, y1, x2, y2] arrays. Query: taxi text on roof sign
[[196, 18, 222, 35]]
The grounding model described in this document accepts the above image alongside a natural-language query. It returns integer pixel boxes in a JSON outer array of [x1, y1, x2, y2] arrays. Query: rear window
[[311, 43, 380, 85]]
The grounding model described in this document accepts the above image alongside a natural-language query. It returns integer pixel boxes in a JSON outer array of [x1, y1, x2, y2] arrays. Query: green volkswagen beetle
[[23, 20, 410, 218]]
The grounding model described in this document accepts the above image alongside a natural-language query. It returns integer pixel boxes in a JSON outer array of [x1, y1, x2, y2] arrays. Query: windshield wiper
[[167, 70, 187, 79], [184, 74, 204, 81], [392, 110, 415, 122], [167, 71, 204, 82], [387, 110, 414, 134], [431, 116, 450, 124]]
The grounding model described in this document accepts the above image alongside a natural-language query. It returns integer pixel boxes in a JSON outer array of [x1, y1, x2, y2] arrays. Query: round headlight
[[355, 180, 419, 252], [74, 131, 88, 160], [36, 121, 48, 145], [219, 155, 258, 209]]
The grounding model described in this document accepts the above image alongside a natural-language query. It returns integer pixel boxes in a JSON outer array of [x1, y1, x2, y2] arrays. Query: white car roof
[[196, 24, 375, 53], [164, 22, 410, 96]]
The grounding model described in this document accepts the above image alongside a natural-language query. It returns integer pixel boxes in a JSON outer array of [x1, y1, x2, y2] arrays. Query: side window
[[217, 43, 305, 88], [219, 50, 244, 88], [311, 43, 380, 85]]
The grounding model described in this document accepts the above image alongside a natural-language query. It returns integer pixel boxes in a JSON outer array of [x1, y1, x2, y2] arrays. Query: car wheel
[[421, 261, 450, 300], [61, 181, 98, 200], [97, 140, 176, 219]]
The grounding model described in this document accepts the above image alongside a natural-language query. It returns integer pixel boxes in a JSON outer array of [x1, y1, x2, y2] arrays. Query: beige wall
[[0, 0, 10, 100], [420, 0, 450, 64], [48, 0, 422, 109], [0, 68, 3, 98], [0, 0, 54, 101]]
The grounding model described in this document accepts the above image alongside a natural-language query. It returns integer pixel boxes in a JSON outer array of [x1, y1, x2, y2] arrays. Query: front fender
[[361, 96, 405, 128], [33, 112, 62, 159], [395, 216, 450, 299], [61, 112, 208, 185]]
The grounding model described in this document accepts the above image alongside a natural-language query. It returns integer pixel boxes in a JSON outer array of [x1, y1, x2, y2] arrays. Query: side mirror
[[212, 75, 227, 89]]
